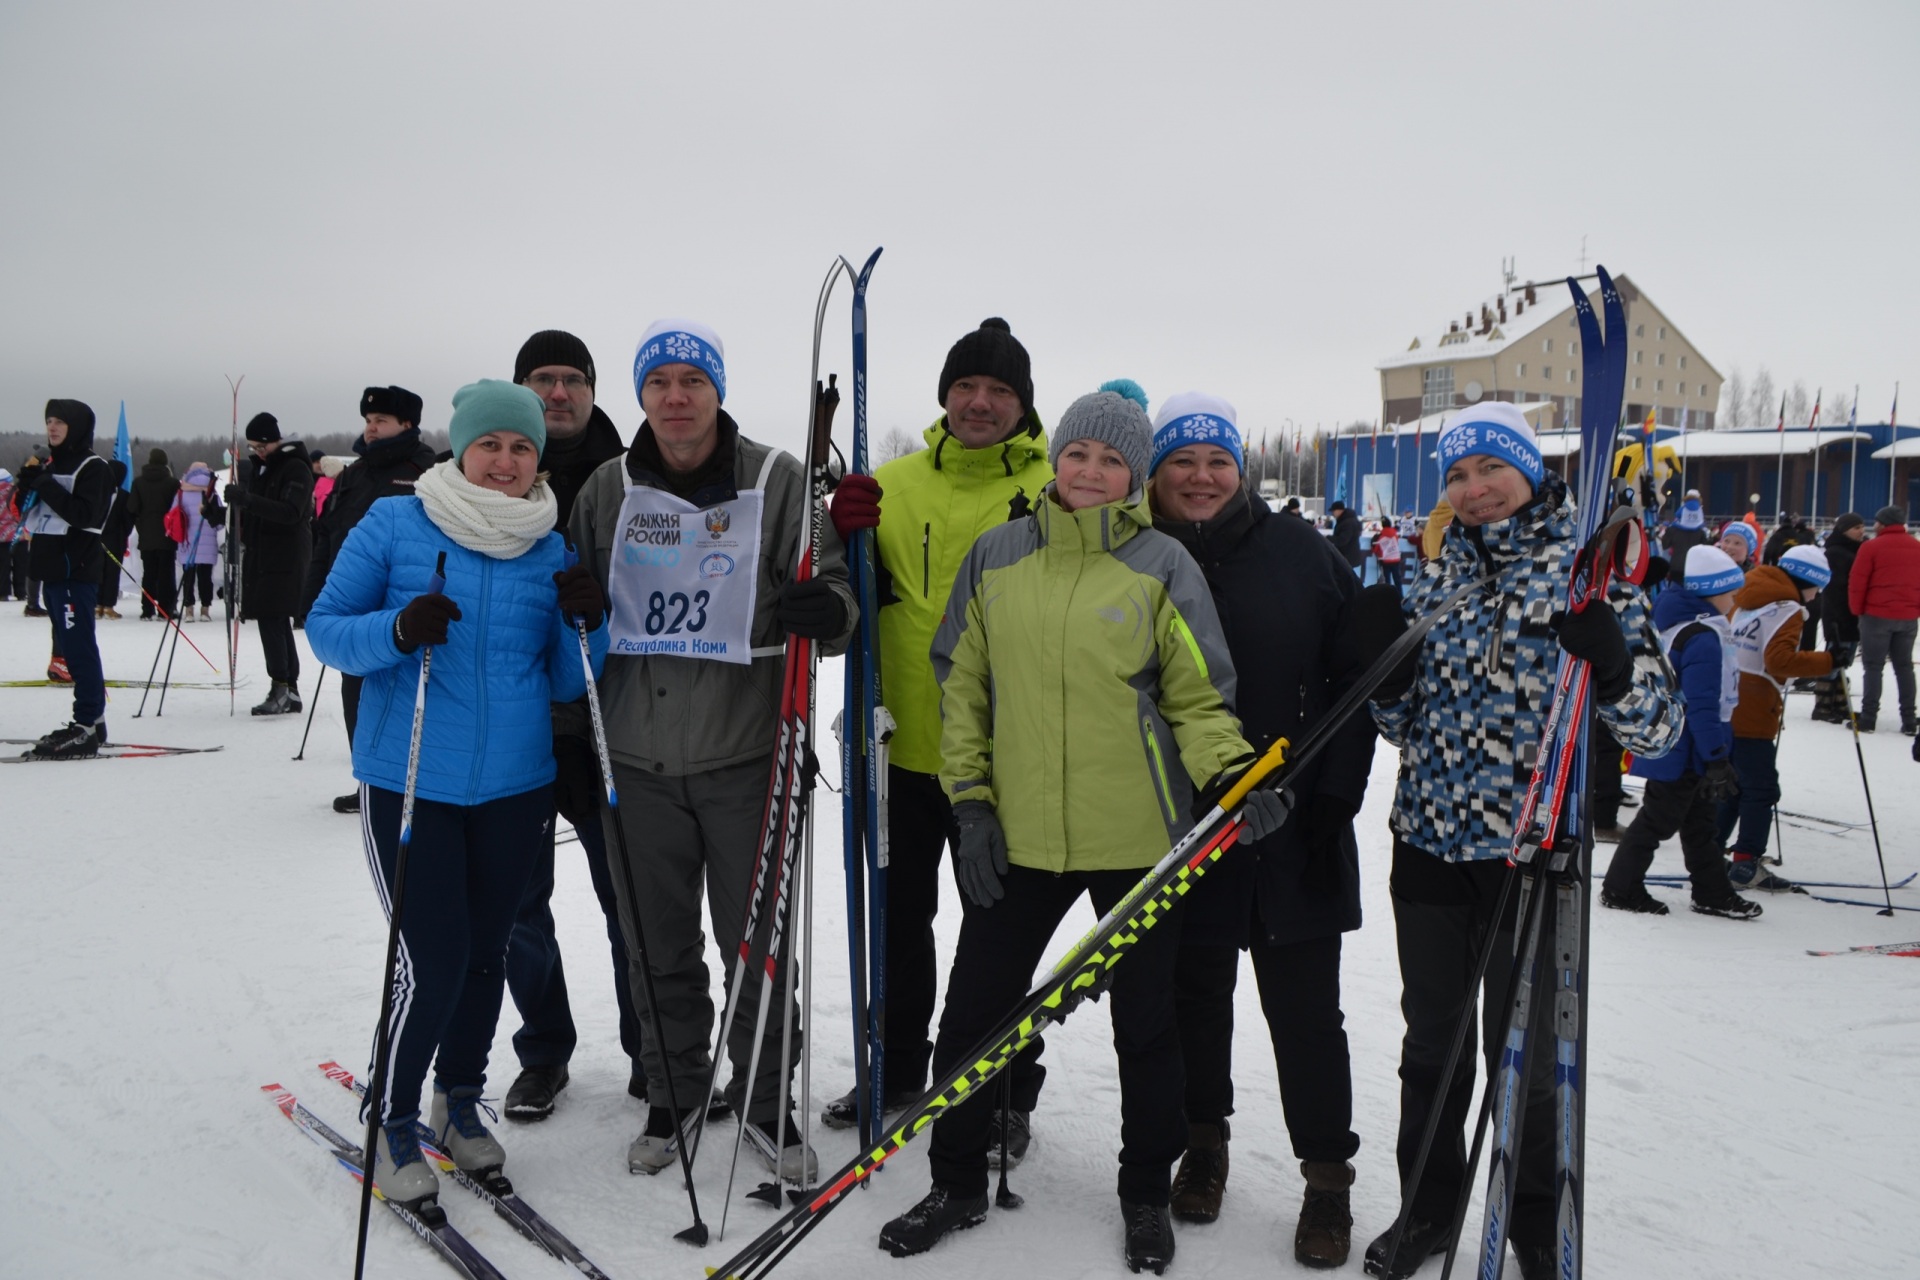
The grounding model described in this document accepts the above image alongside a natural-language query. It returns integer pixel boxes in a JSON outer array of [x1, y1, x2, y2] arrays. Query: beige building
[[1377, 273, 1721, 433]]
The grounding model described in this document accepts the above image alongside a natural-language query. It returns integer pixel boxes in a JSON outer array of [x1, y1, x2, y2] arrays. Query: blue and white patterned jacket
[[1371, 475, 1681, 862]]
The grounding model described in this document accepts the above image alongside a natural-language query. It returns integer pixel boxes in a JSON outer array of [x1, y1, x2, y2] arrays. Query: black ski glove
[[778, 578, 847, 640], [552, 563, 607, 628], [1826, 641, 1857, 671], [1297, 793, 1358, 896], [394, 593, 462, 652], [951, 800, 1009, 909], [1346, 584, 1418, 702], [1700, 759, 1740, 802], [552, 734, 602, 827], [1551, 603, 1633, 703], [223, 483, 249, 507]]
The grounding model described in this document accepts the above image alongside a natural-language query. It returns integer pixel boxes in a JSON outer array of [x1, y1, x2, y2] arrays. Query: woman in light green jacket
[[879, 387, 1289, 1273]]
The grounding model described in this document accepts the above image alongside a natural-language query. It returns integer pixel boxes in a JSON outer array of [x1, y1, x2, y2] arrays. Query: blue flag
[[114, 401, 133, 489], [1333, 455, 1350, 505]]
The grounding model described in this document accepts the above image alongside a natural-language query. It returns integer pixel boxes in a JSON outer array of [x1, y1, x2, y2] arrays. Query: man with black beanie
[[305, 386, 438, 810], [227, 411, 313, 715], [16, 400, 115, 756], [819, 317, 1053, 1158], [126, 448, 181, 620], [498, 328, 646, 1122]]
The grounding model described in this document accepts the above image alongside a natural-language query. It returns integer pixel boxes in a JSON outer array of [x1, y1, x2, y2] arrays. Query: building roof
[[1659, 428, 1870, 458], [1383, 400, 1558, 437], [1377, 282, 1585, 372], [1871, 435, 1920, 460]]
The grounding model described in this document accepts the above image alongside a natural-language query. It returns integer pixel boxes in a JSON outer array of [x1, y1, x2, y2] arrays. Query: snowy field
[[1, 604, 1915, 1280]]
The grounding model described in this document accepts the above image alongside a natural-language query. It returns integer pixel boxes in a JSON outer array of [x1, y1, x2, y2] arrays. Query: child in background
[[1602, 545, 1757, 918], [1719, 545, 1833, 892]]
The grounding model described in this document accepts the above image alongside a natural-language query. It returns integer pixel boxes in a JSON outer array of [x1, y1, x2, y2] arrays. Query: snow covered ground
[[2, 605, 1915, 1280]]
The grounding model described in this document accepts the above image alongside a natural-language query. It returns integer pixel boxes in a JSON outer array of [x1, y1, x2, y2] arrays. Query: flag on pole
[[113, 401, 132, 490], [1806, 388, 1822, 429], [1775, 393, 1786, 432], [1847, 389, 1858, 430]]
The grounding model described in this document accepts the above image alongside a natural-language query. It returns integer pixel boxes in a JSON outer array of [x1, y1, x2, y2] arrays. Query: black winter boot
[[1364, 1217, 1452, 1279], [1121, 1201, 1176, 1275], [251, 680, 300, 715], [877, 1184, 988, 1257], [1169, 1119, 1228, 1223], [1295, 1160, 1354, 1268]]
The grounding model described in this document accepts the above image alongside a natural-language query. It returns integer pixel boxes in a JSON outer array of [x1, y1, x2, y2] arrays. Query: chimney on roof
[[1497, 296, 1507, 322], [1479, 305, 1492, 333], [1465, 312, 1473, 331], [1524, 282, 1537, 305], [1449, 320, 1459, 334]]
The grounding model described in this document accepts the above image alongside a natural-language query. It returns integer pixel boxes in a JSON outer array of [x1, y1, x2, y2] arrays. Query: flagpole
[[1806, 389, 1822, 523], [1892, 383, 1902, 509], [1774, 392, 1787, 519], [1847, 385, 1859, 514]]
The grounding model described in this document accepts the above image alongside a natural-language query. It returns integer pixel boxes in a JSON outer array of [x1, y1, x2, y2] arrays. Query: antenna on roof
[[1501, 256, 1516, 293], [1578, 234, 1589, 272]]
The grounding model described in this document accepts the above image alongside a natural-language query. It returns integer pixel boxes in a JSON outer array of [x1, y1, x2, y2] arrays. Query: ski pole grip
[[1224, 736, 1290, 810], [429, 550, 446, 596]]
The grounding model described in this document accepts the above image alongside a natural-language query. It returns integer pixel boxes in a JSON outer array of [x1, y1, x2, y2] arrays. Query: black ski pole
[[354, 552, 444, 1280], [1837, 672, 1896, 915], [294, 665, 328, 760], [155, 617, 183, 717], [133, 613, 170, 717], [995, 1069, 1022, 1209], [570, 602, 710, 1245]]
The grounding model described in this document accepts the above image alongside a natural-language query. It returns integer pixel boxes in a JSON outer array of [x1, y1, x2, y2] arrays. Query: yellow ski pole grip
[[1223, 735, 1290, 811]]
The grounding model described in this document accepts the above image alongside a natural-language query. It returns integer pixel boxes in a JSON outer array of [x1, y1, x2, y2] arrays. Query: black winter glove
[[1551, 603, 1633, 703], [552, 734, 602, 827], [951, 800, 1009, 909], [552, 563, 607, 628], [1297, 793, 1359, 896], [1700, 759, 1740, 802], [223, 483, 249, 507], [1826, 641, 1857, 671], [778, 578, 847, 640], [32, 469, 62, 498], [1346, 584, 1417, 702], [394, 593, 462, 652]]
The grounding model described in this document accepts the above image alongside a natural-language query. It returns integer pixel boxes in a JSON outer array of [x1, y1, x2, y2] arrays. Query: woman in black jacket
[[225, 412, 313, 715], [1146, 392, 1378, 1268], [1813, 512, 1867, 721]]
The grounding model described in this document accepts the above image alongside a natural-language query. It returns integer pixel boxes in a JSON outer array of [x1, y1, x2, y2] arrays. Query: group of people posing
[[22, 309, 1907, 1280]]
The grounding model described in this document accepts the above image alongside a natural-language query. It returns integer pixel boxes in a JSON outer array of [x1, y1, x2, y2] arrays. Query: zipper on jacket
[[1140, 715, 1178, 827], [922, 523, 931, 597]]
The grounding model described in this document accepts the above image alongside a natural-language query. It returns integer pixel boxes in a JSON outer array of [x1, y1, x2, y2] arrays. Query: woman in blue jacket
[[308, 380, 608, 1211]]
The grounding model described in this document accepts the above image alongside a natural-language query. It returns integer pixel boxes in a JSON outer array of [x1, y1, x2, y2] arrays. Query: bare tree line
[[1716, 367, 1861, 430]]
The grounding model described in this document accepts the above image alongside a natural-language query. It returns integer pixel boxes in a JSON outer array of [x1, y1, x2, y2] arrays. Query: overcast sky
[[3, 1, 1914, 463]]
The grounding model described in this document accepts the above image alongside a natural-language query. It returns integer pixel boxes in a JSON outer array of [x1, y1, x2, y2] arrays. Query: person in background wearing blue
[[307, 380, 608, 1213], [1600, 544, 1756, 918]]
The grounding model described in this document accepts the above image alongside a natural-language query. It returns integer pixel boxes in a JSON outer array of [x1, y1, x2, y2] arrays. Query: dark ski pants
[[885, 766, 1044, 1105], [1588, 722, 1627, 828], [1604, 773, 1734, 902], [602, 753, 800, 1125], [1715, 737, 1780, 858], [506, 800, 645, 1074], [43, 579, 105, 725], [1857, 615, 1917, 725], [360, 783, 552, 1125], [4, 542, 26, 599], [139, 549, 177, 619], [1174, 935, 1358, 1163], [928, 864, 1185, 1205], [341, 673, 363, 743], [256, 613, 299, 685], [1388, 842, 1556, 1243], [180, 562, 214, 608]]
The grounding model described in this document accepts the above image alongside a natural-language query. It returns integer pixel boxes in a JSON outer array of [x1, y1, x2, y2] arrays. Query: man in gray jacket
[[571, 319, 854, 1182]]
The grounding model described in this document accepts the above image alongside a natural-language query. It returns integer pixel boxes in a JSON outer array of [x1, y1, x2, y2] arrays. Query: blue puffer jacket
[[1371, 474, 1683, 862], [1630, 589, 1734, 782], [307, 497, 608, 806]]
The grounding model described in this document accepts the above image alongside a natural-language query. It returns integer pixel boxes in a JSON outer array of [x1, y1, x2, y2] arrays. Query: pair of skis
[[706, 567, 1497, 1280]]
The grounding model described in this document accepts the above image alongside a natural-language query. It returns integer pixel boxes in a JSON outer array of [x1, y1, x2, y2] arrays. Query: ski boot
[[878, 1184, 989, 1257], [430, 1087, 506, 1179], [375, 1115, 440, 1209], [1122, 1200, 1176, 1275], [31, 722, 100, 760], [46, 655, 72, 684], [985, 1107, 1031, 1169], [1170, 1119, 1227, 1223], [250, 680, 302, 716], [1727, 855, 1803, 893], [628, 1105, 695, 1174], [746, 1107, 818, 1183], [820, 1082, 918, 1131], [1600, 885, 1670, 915], [332, 792, 361, 815], [1691, 891, 1763, 920]]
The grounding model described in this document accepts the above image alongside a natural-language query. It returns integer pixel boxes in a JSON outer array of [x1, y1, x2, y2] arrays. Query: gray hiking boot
[[430, 1088, 506, 1174], [376, 1117, 441, 1206]]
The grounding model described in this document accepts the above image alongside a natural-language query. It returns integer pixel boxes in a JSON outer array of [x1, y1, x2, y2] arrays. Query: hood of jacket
[[1652, 586, 1719, 630]]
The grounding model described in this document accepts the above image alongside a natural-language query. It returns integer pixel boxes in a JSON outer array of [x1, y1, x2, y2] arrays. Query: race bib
[[606, 483, 764, 664]]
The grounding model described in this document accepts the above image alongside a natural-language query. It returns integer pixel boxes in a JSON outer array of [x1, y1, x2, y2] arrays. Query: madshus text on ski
[[17, 261, 1913, 1280]]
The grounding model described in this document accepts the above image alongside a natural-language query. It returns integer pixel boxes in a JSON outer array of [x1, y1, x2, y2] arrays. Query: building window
[[1634, 324, 1645, 337], [1634, 350, 1643, 364], [1678, 382, 1687, 395], [1656, 380, 1664, 393], [1679, 355, 1688, 369], [1568, 369, 1577, 383], [1657, 353, 1666, 366], [1543, 338, 1553, 353], [1516, 363, 1527, 378], [1633, 376, 1642, 390], [1570, 340, 1579, 355], [1421, 366, 1455, 418], [1658, 326, 1667, 339], [1543, 366, 1553, 381]]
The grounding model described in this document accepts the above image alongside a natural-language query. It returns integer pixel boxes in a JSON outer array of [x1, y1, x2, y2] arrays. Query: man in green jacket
[[823, 318, 1052, 1160]]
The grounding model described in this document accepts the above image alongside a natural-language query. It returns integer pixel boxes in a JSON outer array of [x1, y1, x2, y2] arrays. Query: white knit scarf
[[414, 458, 558, 560]]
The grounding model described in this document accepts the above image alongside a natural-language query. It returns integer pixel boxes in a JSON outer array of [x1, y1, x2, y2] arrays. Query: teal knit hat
[[448, 379, 547, 461]]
